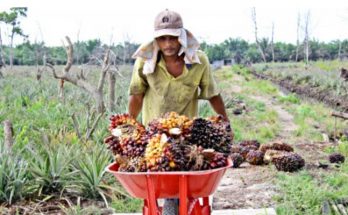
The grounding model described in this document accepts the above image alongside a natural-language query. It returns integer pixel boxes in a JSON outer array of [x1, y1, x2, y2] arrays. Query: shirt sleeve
[[198, 53, 220, 99], [129, 58, 148, 95]]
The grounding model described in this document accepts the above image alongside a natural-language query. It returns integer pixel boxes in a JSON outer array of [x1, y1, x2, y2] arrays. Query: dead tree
[[251, 7, 266, 63], [3, 120, 14, 149], [108, 50, 123, 111], [295, 13, 300, 62], [48, 36, 111, 113], [271, 22, 275, 62], [86, 49, 122, 112], [303, 11, 310, 65]]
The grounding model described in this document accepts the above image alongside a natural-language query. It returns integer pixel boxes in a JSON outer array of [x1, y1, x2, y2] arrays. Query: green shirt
[[129, 51, 219, 125]]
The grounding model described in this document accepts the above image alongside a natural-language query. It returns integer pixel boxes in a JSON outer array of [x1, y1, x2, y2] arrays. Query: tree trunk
[[303, 11, 310, 65], [295, 13, 300, 62], [0, 27, 6, 67], [9, 33, 14, 69], [95, 91, 105, 114], [271, 22, 275, 62], [251, 7, 266, 63], [108, 71, 116, 112], [3, 120, 14, 149]]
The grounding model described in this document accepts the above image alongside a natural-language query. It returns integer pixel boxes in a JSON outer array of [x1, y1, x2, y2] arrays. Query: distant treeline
[[1, 38, 348, 66]]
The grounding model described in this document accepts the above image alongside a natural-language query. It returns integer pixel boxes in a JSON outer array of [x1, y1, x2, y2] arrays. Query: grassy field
[[0, 62, 348, 214]]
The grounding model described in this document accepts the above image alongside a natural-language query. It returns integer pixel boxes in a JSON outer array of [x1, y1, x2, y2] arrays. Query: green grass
[[278, 94, 300, 104], [244, 79, 279, 96], [275, 172, 330, 215], [111, 197, 143, 213]]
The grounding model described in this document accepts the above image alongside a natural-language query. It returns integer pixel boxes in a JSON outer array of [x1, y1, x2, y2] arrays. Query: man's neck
[[162, 54, 184, 65]]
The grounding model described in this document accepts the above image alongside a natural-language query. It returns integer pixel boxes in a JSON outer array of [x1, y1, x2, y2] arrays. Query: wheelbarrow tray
[[106, 158, 232, 199]]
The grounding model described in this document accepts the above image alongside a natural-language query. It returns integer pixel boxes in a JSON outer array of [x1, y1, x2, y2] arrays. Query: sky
[[1, 0, 348, 46]]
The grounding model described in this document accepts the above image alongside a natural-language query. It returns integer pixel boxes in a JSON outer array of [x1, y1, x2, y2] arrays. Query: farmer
[[128, 9, 231, 215]]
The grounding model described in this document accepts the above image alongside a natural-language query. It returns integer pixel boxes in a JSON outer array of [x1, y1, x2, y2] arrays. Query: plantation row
[[250, 61, 348, 112]]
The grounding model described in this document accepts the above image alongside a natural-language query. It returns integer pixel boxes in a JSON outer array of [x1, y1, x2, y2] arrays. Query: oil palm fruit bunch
[[259, 141, 294, 153], [231, 144, 258, 160], [144, 133, 190, 171], [116, 155, 147, 172], [189, 117, 232, 154], [210, 152, 228, 169], [263, 150, 283, 164], [272, 152, 305, 172], [246, 150, 264, 165], [230, 153, 244, 168], [328, 153, 345, 164], [147, 112, 192, 138], [188, 146, 227, 170], [105, 114, 146, 158], [239, 140, 260, 149]]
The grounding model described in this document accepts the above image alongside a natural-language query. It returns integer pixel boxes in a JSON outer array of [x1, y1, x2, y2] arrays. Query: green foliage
[[0, 144, 32, 204], [28, 143, 78, 196], [325, 141, 348, 157], [231, 64, 251, 77], [72, 144, 117, 205]]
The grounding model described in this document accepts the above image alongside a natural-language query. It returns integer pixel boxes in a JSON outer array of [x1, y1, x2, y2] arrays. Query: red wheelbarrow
[[106, 158, 232, 215]]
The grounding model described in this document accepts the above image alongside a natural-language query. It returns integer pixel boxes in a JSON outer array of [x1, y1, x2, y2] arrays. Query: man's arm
[[209, 94, 234, 139], [208, 94, 229, 121], [128, 94, 144, 119]]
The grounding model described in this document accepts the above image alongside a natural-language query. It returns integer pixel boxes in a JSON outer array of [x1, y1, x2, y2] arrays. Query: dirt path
[[250, 94, 298, 140], [213, 80, 299, 210]]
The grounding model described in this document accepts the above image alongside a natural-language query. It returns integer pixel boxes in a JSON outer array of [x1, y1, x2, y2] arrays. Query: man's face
[[155, 35, 181, 57]]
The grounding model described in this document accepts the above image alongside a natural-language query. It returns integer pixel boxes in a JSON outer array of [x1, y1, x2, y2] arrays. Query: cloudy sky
[[1, 0, 348, 46]]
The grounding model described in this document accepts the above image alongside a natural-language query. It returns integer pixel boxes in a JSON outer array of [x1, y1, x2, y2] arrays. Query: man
[[129, 9, 229, 125], [128, 9, 230, 215]]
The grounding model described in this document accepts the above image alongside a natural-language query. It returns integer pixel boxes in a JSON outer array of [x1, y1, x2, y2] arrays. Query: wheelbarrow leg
[[201, 197, 211, 215], [145, 175, 160, 215], [179, 175, 188, 215]]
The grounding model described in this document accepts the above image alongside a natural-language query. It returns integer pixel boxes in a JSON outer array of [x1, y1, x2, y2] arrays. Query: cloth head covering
[[132, 9, 201, 74]]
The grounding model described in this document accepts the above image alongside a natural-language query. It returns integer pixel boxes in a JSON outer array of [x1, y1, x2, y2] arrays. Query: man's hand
[[208, 95, 228, 120]]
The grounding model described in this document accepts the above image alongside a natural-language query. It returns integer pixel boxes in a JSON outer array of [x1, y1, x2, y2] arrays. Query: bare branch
[[64, 36, 73, 73], [86, 112, 104, 140], [332, 111, 348, 120]]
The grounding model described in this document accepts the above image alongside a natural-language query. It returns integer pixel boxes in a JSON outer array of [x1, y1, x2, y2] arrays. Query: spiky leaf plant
[[0, 143, 32, 204]]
